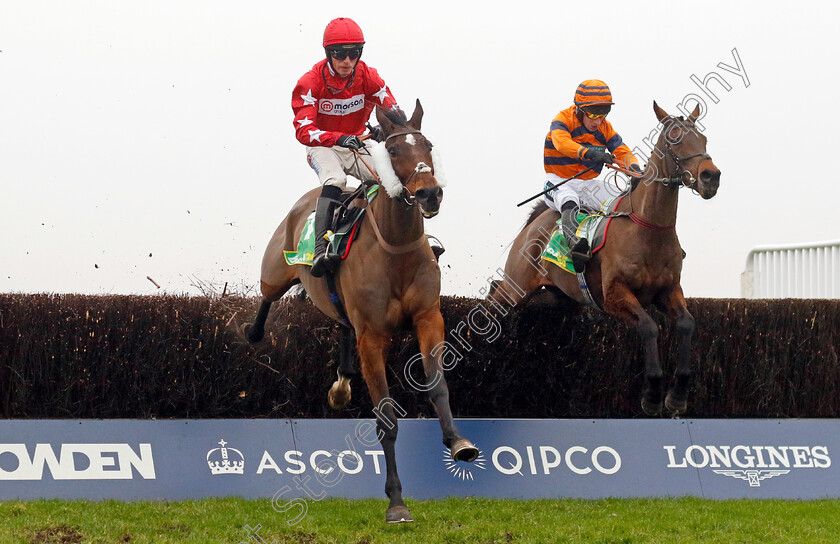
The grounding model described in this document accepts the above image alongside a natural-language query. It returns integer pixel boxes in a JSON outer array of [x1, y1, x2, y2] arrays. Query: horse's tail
[[525, 200, 550, 227]]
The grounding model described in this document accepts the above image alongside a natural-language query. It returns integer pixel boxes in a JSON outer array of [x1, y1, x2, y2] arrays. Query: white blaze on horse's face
[[405, 134, 416, 146], [370, 140, 447, 198]]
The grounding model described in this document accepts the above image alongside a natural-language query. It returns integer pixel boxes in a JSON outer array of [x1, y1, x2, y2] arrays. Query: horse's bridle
[[381, 129, 428, 207], [348, 129, 437, 253], [619, 124, 713, 231], [662, 145, 712, 190]]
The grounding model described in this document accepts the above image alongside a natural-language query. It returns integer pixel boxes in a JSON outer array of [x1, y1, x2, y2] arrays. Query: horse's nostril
[[416, 187, 442, 201], [700, 169, 720, 184]]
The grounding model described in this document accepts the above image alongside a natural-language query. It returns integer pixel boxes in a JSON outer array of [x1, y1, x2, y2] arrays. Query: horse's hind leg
[[244, 299, 272, 343], [328, 326, 355, 409], [659, 287, 695, 415], [357, 330, 411, 523], [244, 273, 300, 344], [413, 308, 478, 462], [487, 224, 553, 309]]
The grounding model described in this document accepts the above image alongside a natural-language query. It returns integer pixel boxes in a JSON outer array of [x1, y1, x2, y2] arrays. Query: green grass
[[1, 497, 839, 543]]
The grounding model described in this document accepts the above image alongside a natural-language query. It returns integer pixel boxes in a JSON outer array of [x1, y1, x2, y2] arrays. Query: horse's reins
[[601, 144, 712, 231], [350, 131, 431, 255]]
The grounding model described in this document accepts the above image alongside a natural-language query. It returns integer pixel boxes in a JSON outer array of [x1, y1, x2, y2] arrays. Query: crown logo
[[207, 439, 245, 475]]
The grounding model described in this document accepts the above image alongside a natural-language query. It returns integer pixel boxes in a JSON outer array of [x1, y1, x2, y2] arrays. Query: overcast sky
[[2, 1, 838, 299]]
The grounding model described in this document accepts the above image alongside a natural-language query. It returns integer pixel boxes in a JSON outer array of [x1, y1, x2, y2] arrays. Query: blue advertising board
[[0, 419, 836, 501]]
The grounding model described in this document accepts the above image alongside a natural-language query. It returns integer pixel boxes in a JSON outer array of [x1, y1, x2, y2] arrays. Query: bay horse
[[489, 101, 721, 416], [245, 100, 478, 523]]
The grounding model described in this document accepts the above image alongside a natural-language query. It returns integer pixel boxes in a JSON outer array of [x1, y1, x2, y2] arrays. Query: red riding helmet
[[573, 79, 615, 106], [323, 18, 365, 48]]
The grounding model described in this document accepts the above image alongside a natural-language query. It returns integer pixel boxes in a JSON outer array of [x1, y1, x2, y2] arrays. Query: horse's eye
[[427, 140, 434, 149], [388, 147, 397, 157]]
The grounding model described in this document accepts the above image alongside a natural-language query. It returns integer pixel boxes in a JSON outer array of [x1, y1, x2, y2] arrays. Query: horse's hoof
[[386, 505, 413, 524], [641, 397, 662, 417], [327, 377, 351, 410], [242, 323, 263, 344], [665, 393, 687, 416], [450, 439, 479, 463]]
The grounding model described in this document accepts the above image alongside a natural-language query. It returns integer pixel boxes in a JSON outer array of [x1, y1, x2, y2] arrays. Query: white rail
[[741, 240, 840, 298]]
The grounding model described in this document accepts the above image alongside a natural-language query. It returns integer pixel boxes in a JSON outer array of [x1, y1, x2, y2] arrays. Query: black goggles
[[328, 48, 362, 61]]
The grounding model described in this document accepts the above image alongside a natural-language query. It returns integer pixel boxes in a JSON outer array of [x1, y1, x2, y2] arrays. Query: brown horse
[[245, 100, 478, 523], [489, 101, 721, 416]]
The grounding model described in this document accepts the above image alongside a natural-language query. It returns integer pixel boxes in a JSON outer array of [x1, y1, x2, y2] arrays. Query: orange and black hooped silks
[[544, 105, 639, 179]]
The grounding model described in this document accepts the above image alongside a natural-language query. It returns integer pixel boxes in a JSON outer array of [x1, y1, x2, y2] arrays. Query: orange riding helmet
[[573, 79, 615, 107]]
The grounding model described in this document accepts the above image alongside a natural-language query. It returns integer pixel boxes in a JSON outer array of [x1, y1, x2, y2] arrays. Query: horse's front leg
[[327, 326, 355, 409], [603, 283, 663, 416], [413, 307, 479, 462], [356, 329, 411, 523], [658, 286, 695, 415]]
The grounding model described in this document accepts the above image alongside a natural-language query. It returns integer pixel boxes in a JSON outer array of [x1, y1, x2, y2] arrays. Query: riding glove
[[336, 135, 364, 150], [584, 149, 614, 164], [366, 123, 384, 142]]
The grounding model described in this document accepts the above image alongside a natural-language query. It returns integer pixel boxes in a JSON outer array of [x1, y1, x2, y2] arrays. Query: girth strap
[[576, 272, 601, 310], [325, 272, 351, 328]]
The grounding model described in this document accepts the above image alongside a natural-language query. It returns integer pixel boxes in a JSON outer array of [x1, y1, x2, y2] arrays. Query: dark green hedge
[[0, 293, 837, 419]]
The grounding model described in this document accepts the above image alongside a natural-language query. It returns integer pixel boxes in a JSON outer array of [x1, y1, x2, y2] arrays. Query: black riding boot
[[561, 201, 591, 272], [310, 185, 343, 278]]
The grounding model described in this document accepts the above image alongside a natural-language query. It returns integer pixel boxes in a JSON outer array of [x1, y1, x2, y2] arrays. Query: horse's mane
[[524, 200, 550, 227], [625, 113, 693, 193]]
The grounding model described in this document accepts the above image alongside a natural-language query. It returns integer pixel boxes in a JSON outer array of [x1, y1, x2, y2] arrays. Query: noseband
[[663, 145, 712, 190]]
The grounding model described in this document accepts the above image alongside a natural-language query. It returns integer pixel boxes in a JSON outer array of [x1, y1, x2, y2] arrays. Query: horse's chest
[[623, 258, 680, 292]]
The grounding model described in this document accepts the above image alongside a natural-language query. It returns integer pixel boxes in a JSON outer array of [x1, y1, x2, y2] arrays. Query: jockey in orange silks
[[542, 79, 641, 270]]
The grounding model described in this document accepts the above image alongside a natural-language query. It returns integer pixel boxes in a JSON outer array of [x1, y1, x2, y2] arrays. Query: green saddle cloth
[[284, 185, 380, 266], [541, 196, 622, 274]]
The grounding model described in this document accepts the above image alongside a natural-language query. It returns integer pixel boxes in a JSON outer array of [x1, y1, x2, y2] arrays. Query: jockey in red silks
[[542, 79, 642, 271], [291, 17, 407, 277]]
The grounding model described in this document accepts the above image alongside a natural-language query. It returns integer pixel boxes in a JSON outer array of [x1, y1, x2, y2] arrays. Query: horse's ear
[[408, 99, 424, 130], [376, 106, 397, 138], [653, 100, 669, 123], [687, 103, 702, 124]]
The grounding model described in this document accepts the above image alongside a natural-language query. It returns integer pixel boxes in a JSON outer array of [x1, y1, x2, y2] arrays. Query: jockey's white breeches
[[543, 173, 625, 213], [306, 142, 379, 188]]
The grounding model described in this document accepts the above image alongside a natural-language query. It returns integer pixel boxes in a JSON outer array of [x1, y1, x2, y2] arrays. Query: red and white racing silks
[[291, 59, 402, 148]]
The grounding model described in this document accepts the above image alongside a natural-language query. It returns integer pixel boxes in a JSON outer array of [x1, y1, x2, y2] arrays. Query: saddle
[[284, 184, 380, 267], [541, 196, 624, 274]]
